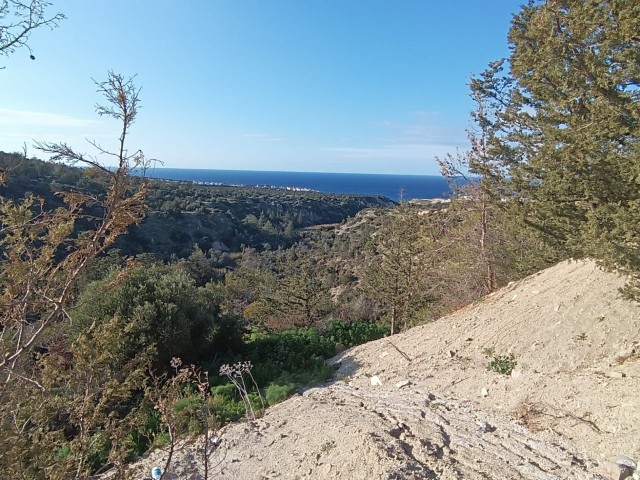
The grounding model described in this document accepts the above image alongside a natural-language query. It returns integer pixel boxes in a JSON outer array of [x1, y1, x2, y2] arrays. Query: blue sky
[[1, 1, 522, 175]]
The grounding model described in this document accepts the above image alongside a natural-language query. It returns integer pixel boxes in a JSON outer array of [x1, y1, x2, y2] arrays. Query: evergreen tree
[[361, 204, 434, 335], [437, 88, 560, 301], [474, 0, 640, 299], [0, 72, 149, 384], [72, 263, 219, 368], [0, 73, 151, 477], [260, 248, 333, 330]]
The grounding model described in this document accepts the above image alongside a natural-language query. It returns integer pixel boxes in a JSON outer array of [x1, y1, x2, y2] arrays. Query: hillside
[[115, 260, 639, 479], [122, 184, 393, 258], [0, 152, 395, 259]]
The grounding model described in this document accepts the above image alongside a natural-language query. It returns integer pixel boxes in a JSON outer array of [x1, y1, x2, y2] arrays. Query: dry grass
[[513, 400, 545, 432], [615, 348, 639, 365]]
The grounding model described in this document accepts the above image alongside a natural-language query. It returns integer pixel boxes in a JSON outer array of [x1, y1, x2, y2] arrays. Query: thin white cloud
[[242, 133, 285, 142], [325, 111, 468, 163], [0, 108, 100, 128], [324, 143, 460, 160], [373, 117, 468, 146]]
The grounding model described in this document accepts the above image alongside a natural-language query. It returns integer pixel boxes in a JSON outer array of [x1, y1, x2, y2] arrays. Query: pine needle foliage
[[473, 0, 640, 299]]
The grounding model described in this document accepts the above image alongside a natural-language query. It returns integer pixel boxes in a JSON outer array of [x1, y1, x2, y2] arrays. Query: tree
[[0, 72, 149, 383], [437, 91, 503, 294], [71, 263, 219, 368], [0, 0, 65, 66], [474, 0, 640, 299], [361, 204, 435, 335], [0, 72, 150, 477], [437, 86, 558, 301], [257, 248, 333, 330], [177, 245, 226, 286], [221, 248, 278, 325], [37, 313, 150, 479]]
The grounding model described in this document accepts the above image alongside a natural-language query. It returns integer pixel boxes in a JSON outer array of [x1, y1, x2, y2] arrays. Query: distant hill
[[0, 152, 395, 258], [128, 180, 394, 258]]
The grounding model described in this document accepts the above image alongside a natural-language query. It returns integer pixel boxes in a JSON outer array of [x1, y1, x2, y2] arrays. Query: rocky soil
[[113, 260, 639, 479]]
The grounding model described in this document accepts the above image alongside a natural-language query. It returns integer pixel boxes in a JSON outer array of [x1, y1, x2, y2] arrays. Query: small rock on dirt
[[613, 454, 636, 469], [593, 461, 634, 480], [370, 375, 383, 386], [395, 380, 411, 389]]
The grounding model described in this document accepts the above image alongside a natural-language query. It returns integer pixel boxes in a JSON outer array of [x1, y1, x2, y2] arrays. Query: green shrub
[[151, 432, 171, 450], [212, 383, 236, 398], [209, 392, 246, 423], [265, 383, 295, 405], [173, 396, 205, 435], [174, 396, 201, 416], [87, 430, 111, 472], [128, 405, 163, 459], [326, 320, 387, 348], [187, 417, 204, 436], [244, 328, 335, 385], [54, 444, 72, 462], [486, 352, 517, 376]]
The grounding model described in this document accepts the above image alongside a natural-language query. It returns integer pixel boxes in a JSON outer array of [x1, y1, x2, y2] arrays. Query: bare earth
[[116, 260, 639, 479]]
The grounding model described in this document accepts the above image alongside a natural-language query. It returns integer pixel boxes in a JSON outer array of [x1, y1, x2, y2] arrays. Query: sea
[[146, 168, 452, 202]]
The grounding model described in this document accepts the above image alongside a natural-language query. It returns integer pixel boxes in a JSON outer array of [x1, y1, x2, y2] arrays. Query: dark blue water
[[146, 168, 451, 202]]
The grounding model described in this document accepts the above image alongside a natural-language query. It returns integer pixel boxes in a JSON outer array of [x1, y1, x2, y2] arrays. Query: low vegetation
[[485, 349, 518, 376], [1, 0, 639, 477]]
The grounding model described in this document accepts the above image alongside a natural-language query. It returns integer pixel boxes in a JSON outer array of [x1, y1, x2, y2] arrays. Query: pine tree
[[260, 248, 333, 330], [475, 0, 640, 299], [361, 204, 435, 335], [437, 87, 559, 301], [0, 72, 149, 383]]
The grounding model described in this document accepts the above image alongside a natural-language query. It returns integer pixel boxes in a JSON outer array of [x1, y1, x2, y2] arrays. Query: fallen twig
[[387, 340, 412, 362]]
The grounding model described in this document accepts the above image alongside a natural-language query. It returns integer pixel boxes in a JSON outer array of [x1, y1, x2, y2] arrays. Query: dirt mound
[[337, 259, 639, 461], [113, 260, 640, 479]]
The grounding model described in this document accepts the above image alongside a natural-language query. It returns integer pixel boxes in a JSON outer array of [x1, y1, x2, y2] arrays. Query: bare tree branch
[[0, 72, 151, 384], [0, 0, 65, 67]]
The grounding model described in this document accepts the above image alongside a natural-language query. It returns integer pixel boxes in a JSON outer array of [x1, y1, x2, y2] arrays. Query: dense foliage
[[0, 152, 393, 260], [0, 73, 152, 479], [72, 263, 220, 368], [472, 0, 640, 299], [3, 0, 638, 476]]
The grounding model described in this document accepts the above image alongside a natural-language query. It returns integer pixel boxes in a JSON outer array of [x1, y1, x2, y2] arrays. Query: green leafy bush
[[71, 264, 220, 369], [265, 383, 295, 405], [230, 328, 342, 407], [486, 352, 517, 376], [212, 383, 236, 398], [209, 384, 246, 423], [151, 432, 171, 450], [174, 396, 206, 435], [245, 328, 335, 385], [326, 320, 387, 348]]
